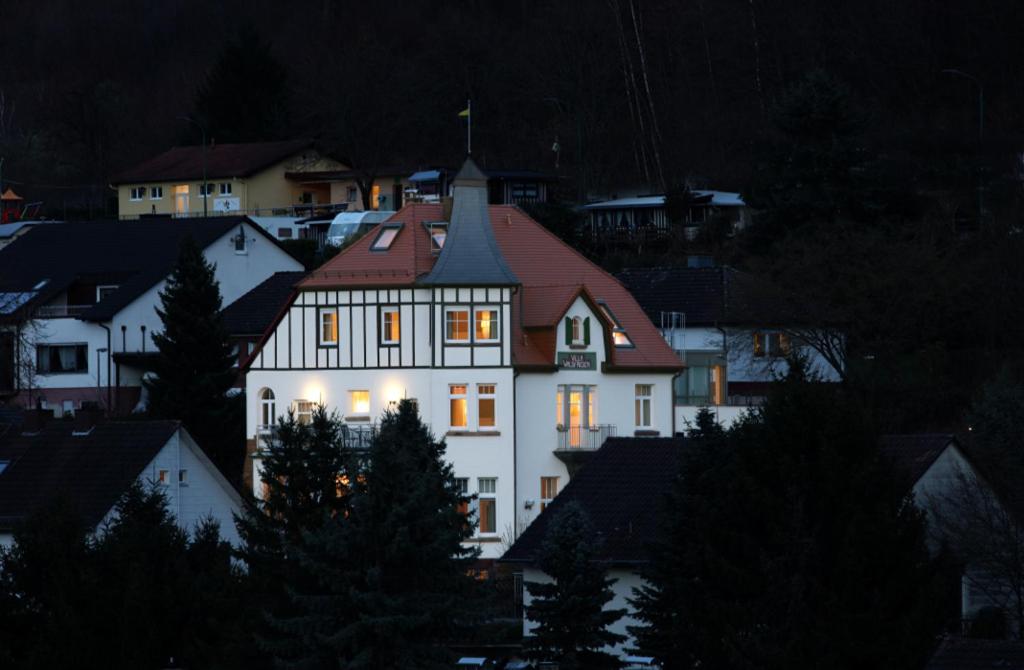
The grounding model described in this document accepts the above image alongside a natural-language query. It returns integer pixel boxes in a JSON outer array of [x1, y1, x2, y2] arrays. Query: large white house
[[0, 217, 304, 415], [244, 158, 682, 558]]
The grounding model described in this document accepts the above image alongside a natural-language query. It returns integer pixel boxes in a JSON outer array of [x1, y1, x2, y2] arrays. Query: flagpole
[[467, 99, 472, 155]]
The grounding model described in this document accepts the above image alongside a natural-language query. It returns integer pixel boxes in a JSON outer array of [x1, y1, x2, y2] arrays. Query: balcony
[[35, 304, 91, 318], [554, 424, 617, 477], [256, 422, 388, 452]]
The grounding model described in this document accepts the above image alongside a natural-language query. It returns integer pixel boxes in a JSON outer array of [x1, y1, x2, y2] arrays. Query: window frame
[[293, 399, 314, 425], [474, 307, 500, 343], [219, 182, 232, 196], [350, 390, 370, 417], [369, 223, 403, 251], [571, 316, 584, 345], [445, 307, 471, 343], [540, 476, 559, 511], [36, 343, 88, 374], [258, 388, 276, 434], [318, 308, 339, 347], [597, 299, 634, 348], [449, 384, 468, 430], [149, 186, 163, 200], [198, 182, 214, 198], [380, 306, 400, 346], [477, 383, 496, 430], [95, 285, 118, 302], [129, 186, 146, 201], [455, 477, 470, 517], [635, 384, 653, 428], [477, 477, 497, 535], [423, 221, 448, 250]]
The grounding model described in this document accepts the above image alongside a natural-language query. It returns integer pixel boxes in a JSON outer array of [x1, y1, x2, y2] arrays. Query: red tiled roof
[[301, 203, 682, 371], [110, 139, 317, 184]]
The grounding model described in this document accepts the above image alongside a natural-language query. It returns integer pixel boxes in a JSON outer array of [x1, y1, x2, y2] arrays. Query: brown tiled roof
[[300, 202, 682, 371], [110, 139, 316, 184], [0, 419, 180, 530], [502, 437, 686, 565]]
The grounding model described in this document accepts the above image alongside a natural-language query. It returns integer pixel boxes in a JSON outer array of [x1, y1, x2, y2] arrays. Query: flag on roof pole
[[459, 100, 472, 154]]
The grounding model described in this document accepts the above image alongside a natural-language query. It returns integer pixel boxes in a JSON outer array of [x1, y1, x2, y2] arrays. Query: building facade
[[245, 159, 681, 558]]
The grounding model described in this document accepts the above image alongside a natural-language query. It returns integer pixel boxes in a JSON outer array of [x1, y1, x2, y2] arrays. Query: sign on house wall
[[215, 197, 240, 213], [557, 352, 597, 370]]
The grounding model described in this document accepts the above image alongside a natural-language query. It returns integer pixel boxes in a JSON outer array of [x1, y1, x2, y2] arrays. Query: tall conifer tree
[[146, 236, 240, 474]]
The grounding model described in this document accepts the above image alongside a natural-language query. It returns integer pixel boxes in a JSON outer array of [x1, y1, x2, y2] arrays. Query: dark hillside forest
[[0, 0, 1020, 218]]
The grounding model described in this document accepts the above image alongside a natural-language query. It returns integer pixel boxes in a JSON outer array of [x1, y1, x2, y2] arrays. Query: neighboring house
[[0, 409, 243, 548], [244, 158, 682, 559], [501, 436, 685, 659], [285, 166, 413, 212], [880, 434, 1017, 629], [221, 270, 306, 375], [584, 190, 749, 241], [0, 217, 304, 414], [616, 265, 843, 428], [925, 637, 1024, 669], [406, 167, 556, 206], [110, 140, 347, 219]]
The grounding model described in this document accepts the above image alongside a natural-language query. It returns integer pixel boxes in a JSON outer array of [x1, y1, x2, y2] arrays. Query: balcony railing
[[555, 424, 617, 451], [35, 304, 91, 318]]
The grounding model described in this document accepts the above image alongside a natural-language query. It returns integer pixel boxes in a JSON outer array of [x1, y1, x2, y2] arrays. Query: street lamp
[[941, 69, 985, 226], [177, 115, 208, 218]]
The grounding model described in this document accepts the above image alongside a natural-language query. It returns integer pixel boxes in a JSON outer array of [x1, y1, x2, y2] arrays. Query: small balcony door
[[174, 184, 190, 216]]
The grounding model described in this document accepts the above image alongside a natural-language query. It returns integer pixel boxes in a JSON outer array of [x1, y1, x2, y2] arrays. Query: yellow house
[[110, 140, 349, 218], [284, 167, 414, 212]]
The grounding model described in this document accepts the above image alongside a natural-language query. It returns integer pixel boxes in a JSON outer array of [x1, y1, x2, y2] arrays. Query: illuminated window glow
[[351, 390, 369, 415], [475, 309, 499, 342], [445, 308, 470, 342], [449, 384, 468, 428]]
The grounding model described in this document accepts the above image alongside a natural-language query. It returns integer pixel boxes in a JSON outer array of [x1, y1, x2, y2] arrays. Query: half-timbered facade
[[246, 158, 682, 558]]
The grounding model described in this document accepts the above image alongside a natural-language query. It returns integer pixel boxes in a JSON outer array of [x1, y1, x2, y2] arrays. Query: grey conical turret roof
[[420, 157, 519, 286]]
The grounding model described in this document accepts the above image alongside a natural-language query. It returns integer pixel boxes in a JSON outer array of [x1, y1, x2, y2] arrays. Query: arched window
[[571, 316, 583, 345], [259, 388, 276, 433]]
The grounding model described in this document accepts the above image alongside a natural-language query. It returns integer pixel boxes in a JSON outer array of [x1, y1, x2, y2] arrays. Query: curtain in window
[[58, 346, 77, 372]]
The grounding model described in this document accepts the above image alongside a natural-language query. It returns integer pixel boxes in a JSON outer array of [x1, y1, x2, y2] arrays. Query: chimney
[[20, 408, 53, 435], [72, 403, 103, 435]]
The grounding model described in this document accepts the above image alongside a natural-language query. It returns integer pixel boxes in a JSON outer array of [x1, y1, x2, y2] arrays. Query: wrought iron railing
[[555, 424, 617, 450], [35, 304, 91, 318]]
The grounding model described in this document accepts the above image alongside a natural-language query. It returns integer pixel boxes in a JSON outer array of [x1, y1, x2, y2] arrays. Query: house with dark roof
[[0, 217, 303, 414], [110, 140, 348, 219], [616, 265, 843, 428], [583, 190, 749, 243], [0, 409, 243, 547], [925, 636, 1024, 669], [244, 157, 682, 559], [502, 436, 685, 659]]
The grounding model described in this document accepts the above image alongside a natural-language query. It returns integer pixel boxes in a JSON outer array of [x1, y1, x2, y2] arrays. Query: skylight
[[597, 299, 634, 348], [370, 224, 402, 251]]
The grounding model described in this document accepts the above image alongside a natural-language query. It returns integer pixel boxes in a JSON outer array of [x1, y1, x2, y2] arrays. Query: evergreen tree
[[629, 363, 946, 669], [193, 23, 290, 143], [286, 399, 478, 669], [146, 235, 241, 476], [234, 406, 354, 668], [524, 501, 625, 670]]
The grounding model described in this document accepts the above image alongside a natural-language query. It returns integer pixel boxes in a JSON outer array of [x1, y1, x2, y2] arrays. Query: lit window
[[178, 469, 189, 486], [150, 186, 163, 200], [475, 309, 499, 342], [259, 388, 276, 434], [294, 400, 314, 425], [320, 310, 338, 345], [754, 332, 790, 358], [478, 384, 496, 429], [130, 186, 145, 201], [370, 224, 401, 250], [158, 470, 170, 485], [478, 478, 497, 534], [612, 329, 633, 347], [351, 390, 370, 415], [381, 306, 400, 344], [540, 477, 559, 511], [449, 385, 468, 428], [220, 182, 232, 196], [455, 477, 469, 516], [371, 184, 381, 210], [635, 384, 653, 427], [445, 308, 470, 342]]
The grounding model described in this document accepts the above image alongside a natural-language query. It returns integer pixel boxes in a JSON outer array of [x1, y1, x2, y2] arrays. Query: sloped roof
[[221, 271, 306, 336], [110, 139, 315, 184], [616, 265, 779, 327], [0, 217, 264, 322], [421, 158, 518, 286], [925, 636, 1024, 670], [301, 200, 682, 370], [0, 418, 180, 530], [502, 437, 685, 565], [879, 434, 958, 487]]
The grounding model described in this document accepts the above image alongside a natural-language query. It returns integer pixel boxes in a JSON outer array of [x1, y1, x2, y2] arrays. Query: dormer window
[[370, 224, 402, 251], [424, 222, 448, 250], [233, 225, 248, 254], [597, 299, 634, 348]]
